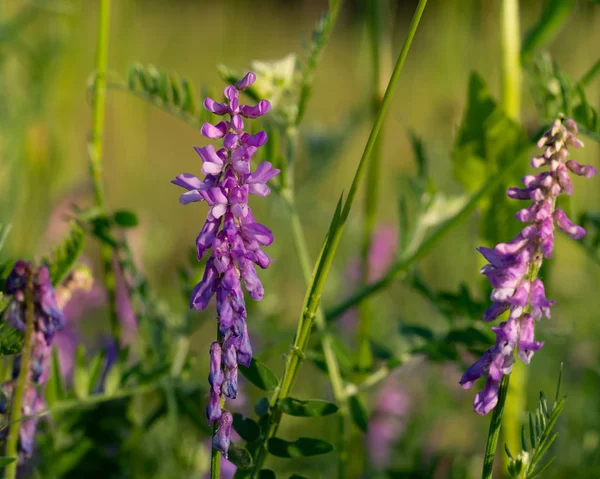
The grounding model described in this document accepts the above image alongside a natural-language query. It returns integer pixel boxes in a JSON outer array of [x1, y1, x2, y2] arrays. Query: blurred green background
[[0, 0, 599, 477]]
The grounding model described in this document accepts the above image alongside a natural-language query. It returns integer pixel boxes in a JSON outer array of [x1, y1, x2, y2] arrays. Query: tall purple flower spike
[[172, 72, 279, 455], [460, 118, 596, 415], [2, 260, 65, 460]]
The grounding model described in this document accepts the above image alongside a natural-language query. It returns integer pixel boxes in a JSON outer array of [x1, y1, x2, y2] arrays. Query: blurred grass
[[1, 0, 599, 477]]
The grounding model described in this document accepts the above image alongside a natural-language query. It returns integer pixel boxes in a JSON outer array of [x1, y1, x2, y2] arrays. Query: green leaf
[[289, 475, 312, 479], [45, 221, 85, 287], [0, 323, 23, 356], [258, 470, 276, 479], [232, 413, 261, 442], [103, 360, 121, 396], [227, 444, 253, 470], [86, 350, 106, 395], [239, 358, 279, 391], [348, 395, 368, 433], [527, 456, 556, 479], [278, 398, 338, 417], [0, 457, 16, 467], [521, 0, 575, 64], [45, 346, 65, 406], [267, 437, 334, 458], [73, 345, 89, 400], [113, 210, 139, 228], [451, 72, 529, 246], [255, 397, 270, 417]]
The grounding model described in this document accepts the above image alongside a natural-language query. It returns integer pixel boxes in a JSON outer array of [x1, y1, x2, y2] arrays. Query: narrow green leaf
[[0, 457, 16, 467], [267, 437, 334, 458], [232, 413, 261, 442], [527, 456, 556, 479], [73, 345, 89, 400], [239, 358, 279, 391], [227, 444, 253, 470], [348, 395, 369, 433], [113, 210, 139, 228], [521, 0, 575, 64], [103, 361, 121, 396], [170, 73, 181, 106], [529, 413, 536, 449], [521, 424, 529, 451], [86, 351, 106, 395], [48, 346, 65, 403], [504, 443, 513, 460], [278, 397, 338, 417]]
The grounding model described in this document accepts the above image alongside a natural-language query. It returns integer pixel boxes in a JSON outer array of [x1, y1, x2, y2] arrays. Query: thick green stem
[[248, 2, 427, 475], [90, 0, 120, 346], [4, 269, 35, 479], [500, 0, 524, 464], [500, 0, 521, 122], [482, 375, 511, 479]]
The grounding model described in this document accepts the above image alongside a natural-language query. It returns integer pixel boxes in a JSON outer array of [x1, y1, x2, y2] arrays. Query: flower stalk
[[90, 0, 121, 347]]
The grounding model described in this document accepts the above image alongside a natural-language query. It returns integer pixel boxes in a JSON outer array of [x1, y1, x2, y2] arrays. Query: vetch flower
[[460, 118, 596, 415], [2, 260, 65, 460], [173, 72, 278, 456]]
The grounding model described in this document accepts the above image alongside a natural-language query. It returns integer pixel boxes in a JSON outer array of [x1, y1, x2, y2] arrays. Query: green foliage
[[278, 398, 338, 417], [521, 0, 575, 64], [0, 323, 24, 356], [113, 210, 139, 228], [239, 358, 279, 392], [257, 470, 276, 479], [267, 437, 334, 458], [233, 413, 261, 443], [254, 397, 271, 417], [505, 368, 567, 478], [578, 212, 600, 265], [451, 72, 529, 245], [228, 444, 254, 470], [121, 63, 211, 127], [0, 457, 16, 468], [348, 395, 368, 433], [528, 53, 600, 137], [44, 221, 85, 287]]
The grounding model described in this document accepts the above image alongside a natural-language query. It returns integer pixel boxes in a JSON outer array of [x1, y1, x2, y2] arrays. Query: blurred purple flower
[[2, 261, 64, 461], [339, 226, 398, 333], [173, 72, 278, 456], [460, 118, 597, 415], [367, 374, 411, 470]]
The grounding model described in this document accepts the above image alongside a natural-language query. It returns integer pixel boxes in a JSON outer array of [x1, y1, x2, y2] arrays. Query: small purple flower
[[173, 72, 278, 456], [460, 118, 596, 415], [213, 411, 233, 457]]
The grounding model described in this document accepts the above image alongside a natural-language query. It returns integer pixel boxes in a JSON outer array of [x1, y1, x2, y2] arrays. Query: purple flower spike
[[461, 118, 596, 415], [3, 260, 66, 460], [172, 72, 278, 427], [213, 411, 233, 456]]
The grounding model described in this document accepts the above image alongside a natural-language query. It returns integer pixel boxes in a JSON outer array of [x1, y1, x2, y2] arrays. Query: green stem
[[4, 268, 35, 479], [500, 0, 521, 122], [482, 375, 511, 479], [500, 0, 523, 465], [211, 327, 224, 479], [90, 0, 121, 346], [248, 1, 427, 475]]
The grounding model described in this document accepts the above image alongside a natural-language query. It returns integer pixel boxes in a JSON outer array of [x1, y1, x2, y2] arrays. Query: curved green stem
[[90, 0, 121, 346], [4, 269, 35, 479], [247, 1, 428, 475]]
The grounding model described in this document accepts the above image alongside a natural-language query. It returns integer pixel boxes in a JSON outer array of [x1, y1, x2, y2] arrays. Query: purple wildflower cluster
[[172, 72, 279, 456], [460, 118, 597, 415], [1, 260, 64, 459]]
